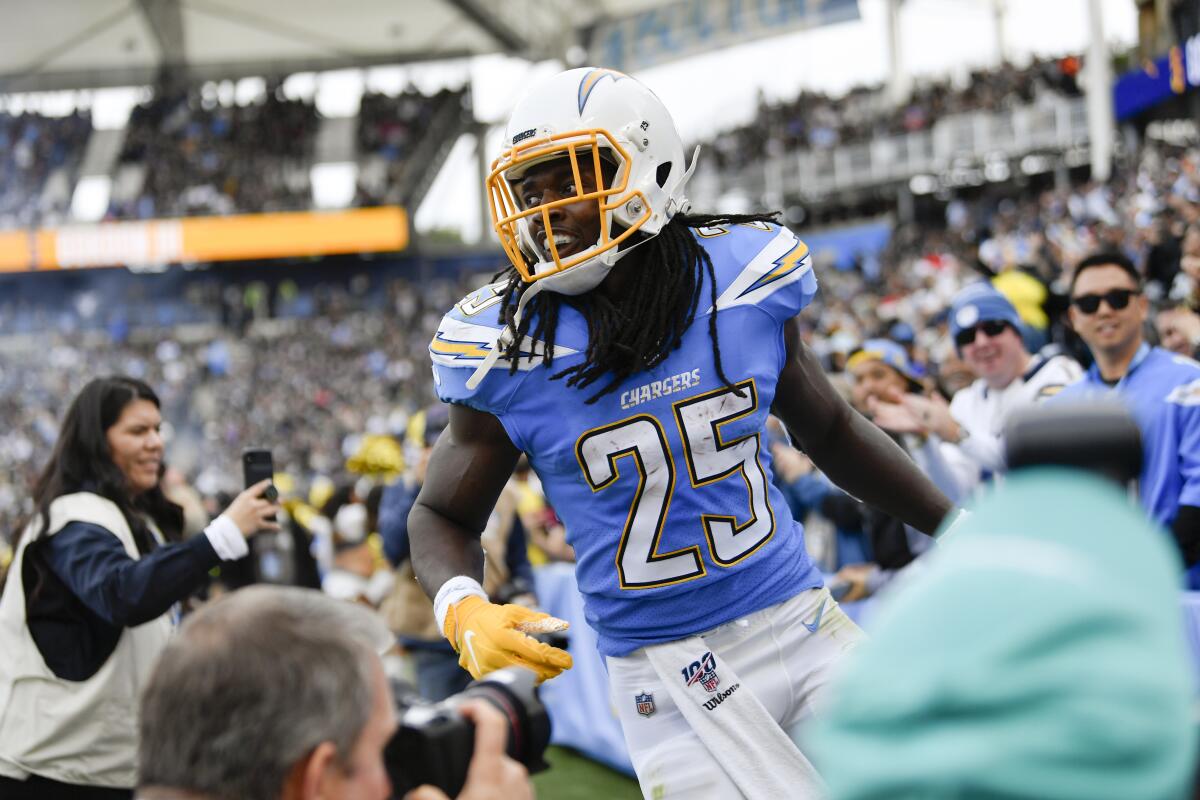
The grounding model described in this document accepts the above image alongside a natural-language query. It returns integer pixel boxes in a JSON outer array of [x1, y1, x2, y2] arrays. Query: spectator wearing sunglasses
[[1057, 252, 1200, 581], [900, 283, 1082, 481]]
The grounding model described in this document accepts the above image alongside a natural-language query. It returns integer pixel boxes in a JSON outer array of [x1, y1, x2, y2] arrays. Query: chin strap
[[466, 279, 545, 391]]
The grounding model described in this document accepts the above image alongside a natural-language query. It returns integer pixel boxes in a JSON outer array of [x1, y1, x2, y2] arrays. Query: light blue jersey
[[430, 223, 824, 656], [1056, 344, 1200, 529]]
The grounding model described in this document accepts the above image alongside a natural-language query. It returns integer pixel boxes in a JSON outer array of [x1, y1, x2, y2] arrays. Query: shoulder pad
[[430, 283, 580, 412], [695, 223, 817, 320], [431, 282, 580, 372]]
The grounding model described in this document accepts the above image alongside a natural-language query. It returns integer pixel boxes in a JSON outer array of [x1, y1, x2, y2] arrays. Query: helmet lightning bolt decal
[[577, 68, 628, 113]]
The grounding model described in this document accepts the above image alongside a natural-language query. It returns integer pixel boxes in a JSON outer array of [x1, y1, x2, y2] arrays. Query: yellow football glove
[[443, 595, 573, 683]]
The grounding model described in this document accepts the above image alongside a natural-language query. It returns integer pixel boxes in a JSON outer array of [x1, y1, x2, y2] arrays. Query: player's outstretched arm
[[773, 318, 953, 535], [410, 403, 521, 596], [409, 404, 572, 683]]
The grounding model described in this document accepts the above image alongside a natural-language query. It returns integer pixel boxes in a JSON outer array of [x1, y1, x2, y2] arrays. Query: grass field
[[531, 746, 642, 799]]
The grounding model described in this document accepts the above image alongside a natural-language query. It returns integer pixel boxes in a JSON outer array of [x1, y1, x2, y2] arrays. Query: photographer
[[0, 376, 280, 798], [137, 585, 534, 800]]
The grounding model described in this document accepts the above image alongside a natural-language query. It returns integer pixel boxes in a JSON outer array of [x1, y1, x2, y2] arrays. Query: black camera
[[385, 666, 551, 797], [1004, 401, 1142, 484]]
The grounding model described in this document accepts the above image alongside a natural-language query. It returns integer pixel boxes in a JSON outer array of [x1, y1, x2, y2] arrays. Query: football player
[[410, 67, 953, 798]]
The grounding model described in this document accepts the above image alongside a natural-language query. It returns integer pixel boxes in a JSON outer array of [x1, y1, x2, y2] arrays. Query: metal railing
[[720, 97, 1088, 202]]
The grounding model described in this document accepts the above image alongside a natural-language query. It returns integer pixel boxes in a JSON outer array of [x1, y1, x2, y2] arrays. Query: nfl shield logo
[[699, 654, 720, 693], [682, 651, 721, 693], [635, 691, 656, 717]]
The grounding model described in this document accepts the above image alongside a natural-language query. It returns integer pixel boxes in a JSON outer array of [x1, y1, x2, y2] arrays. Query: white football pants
[[606, 587, 864, 799]]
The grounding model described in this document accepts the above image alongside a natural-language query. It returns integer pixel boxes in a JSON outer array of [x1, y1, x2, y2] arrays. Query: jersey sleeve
[[1166, 374, 1200, 509], [428, 283, 521, 417], [704, 223, 818, 324], [428, 283, 582, 438]]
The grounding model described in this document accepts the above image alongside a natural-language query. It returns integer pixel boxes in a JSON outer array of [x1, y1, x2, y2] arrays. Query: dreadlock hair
[[495, 211, 781, 404]]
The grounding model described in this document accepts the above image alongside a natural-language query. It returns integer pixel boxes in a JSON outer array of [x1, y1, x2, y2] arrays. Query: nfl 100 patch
[[681, 651, 720, 693]]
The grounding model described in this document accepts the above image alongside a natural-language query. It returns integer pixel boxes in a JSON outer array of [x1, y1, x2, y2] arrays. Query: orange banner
[[0, 231, 31, 272], [0, 207, 408, 272]]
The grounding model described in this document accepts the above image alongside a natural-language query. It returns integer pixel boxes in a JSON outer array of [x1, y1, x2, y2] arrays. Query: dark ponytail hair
[[20, 376, 183, 555]]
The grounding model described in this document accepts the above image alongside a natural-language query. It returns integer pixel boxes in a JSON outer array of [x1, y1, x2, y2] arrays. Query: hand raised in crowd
[[222, 479, 281, 536], [770, 441, 815, 483], [869, 388, 960, 442], [831, 563, 879, 603], [899, 391, 960, 441], [865, 387, 927, 435], [404, 700, 534, 800]]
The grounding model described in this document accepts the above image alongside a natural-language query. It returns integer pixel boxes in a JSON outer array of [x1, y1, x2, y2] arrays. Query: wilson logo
[[702, 682, 741, 711]]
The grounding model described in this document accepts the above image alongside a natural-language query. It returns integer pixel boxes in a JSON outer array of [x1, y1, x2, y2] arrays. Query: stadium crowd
[[707, 54, 1083, 172], [0, 272, 472, 542], [0, 83, 457, 228], [0, 108, 92, 229], [803, 142, 1200, 371], [110, 82, 320, 219], [0, 56, 1087, 231], [353, 88, 461, 207], [1, 139, 1199, 576], [0, 49, 1199, 796]]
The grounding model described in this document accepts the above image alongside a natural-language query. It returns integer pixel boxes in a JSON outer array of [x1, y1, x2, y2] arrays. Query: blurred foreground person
[[137, 585, 533, 800], [0, 376, 279, 798], [808, 405, 1196, 799]]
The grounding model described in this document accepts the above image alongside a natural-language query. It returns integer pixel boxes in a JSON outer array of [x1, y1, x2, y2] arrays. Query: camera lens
[[459, 668, 551, 770], [1005, 402, 1142, 484], [385, 667, 551, 797]]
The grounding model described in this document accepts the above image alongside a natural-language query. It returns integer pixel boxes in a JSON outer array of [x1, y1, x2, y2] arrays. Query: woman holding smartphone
[[0, 376, 279, 799]]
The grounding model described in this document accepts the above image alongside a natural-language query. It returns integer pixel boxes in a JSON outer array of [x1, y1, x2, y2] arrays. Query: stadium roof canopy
[[0, 0, 672, 93]]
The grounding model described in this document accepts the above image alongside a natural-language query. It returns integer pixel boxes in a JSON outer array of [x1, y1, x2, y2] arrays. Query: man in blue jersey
[[408, 67, 953, 798], [1056, 252, 1200, 578]]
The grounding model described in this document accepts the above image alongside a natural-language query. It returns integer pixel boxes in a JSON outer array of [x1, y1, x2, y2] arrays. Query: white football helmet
[[486, 67, 697, 296]]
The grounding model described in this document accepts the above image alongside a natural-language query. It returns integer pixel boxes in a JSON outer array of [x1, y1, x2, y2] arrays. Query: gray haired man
[[137, 586, 532, 800]]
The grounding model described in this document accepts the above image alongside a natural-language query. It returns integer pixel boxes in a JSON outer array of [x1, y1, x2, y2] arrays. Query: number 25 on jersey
[[575, 380, 776, 589]]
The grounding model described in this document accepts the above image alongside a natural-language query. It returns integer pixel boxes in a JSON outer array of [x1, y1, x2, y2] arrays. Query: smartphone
[[242, 448, 275, 493], [241, 448, 289, 583]]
